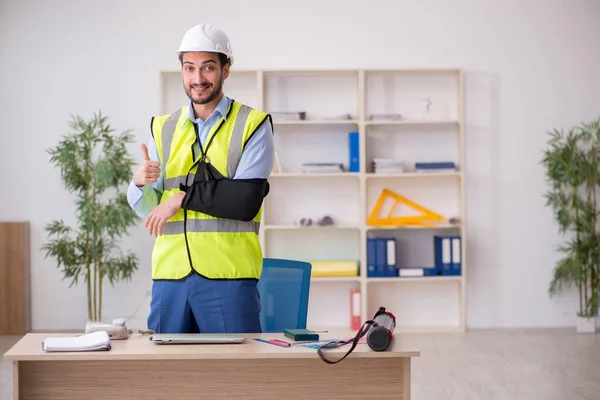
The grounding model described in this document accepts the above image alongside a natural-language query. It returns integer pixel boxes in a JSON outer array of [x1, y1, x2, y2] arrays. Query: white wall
[[1, 0, 599, 331]]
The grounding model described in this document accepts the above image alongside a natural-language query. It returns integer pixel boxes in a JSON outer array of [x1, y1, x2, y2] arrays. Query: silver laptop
[[149, 333, 245, 344]]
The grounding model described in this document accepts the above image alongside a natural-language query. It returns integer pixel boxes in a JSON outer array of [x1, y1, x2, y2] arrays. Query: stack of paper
[[42, 331, 112, 352], [296, 339, 342, 349]]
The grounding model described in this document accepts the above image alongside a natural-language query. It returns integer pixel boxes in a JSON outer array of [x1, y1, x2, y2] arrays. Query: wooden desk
[[4, 330, 420, 400]]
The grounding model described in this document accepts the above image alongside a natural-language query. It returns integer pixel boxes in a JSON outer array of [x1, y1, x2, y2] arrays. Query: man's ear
[[179, 53, 185, 79], [223, 63, 230, 80]]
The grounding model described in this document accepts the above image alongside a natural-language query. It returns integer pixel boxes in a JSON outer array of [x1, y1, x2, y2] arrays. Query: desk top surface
[[3, 329, 420, 361]]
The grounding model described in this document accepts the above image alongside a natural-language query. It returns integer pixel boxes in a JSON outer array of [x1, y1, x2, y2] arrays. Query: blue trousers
[[147, 272, 262, 334]]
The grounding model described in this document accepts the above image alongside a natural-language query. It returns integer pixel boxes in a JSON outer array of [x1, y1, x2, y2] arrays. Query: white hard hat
[[177, 23, 234, 65]]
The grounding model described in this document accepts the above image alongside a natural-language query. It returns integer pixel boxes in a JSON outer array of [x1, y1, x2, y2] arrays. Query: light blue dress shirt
[[127, 95, 274, 218]]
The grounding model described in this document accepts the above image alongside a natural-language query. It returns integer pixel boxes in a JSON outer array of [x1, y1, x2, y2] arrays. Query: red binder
[[350, 289, 361, 331]]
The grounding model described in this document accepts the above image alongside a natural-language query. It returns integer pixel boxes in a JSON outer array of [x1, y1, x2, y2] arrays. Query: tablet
[[149, 333, 245, 344]]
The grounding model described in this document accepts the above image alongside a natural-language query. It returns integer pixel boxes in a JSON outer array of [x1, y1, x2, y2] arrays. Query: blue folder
[[348, 132, 359, 172], [434, 235, 461, 276]]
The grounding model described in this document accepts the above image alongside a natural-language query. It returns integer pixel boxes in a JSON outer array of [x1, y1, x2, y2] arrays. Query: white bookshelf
[[158, 68, 466, 333]]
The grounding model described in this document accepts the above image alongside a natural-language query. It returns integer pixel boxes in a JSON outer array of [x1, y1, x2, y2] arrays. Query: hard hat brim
[[175, 49, 234, 65]]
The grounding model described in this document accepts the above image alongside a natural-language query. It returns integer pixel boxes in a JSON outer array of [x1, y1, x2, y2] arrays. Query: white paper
[[42, 331, 112, 352]]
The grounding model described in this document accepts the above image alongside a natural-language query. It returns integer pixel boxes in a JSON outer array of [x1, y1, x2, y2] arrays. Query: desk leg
[[403, 358, 411, 400], [12, 361, 19, 400]]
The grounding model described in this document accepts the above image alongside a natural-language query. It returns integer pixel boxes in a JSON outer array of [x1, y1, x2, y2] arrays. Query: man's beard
[[185, 78, 223, 105]]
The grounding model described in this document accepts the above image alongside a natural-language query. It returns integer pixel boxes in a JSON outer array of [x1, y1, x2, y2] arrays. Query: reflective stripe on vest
[[162, 219, 260, 235], [160, 108, 183, 172], [164, 173, 195, 191]]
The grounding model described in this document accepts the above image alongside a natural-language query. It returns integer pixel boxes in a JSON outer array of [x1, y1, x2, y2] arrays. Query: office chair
[[257, 258, 312, 333]]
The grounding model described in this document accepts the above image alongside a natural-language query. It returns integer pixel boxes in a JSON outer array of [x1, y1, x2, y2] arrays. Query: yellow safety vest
[[150, 100, 269, 280]]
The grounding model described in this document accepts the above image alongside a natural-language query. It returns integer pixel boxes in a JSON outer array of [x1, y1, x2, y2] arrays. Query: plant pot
[[576, 316, 597, 333]]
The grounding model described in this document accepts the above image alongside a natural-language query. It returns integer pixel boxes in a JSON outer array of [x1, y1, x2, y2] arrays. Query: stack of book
[[271, 111, 306, 121], [309, 260, 359, 277], [301, 163, 344, 174], [372, 158, 405, 174], [414, 161, 456, 173]]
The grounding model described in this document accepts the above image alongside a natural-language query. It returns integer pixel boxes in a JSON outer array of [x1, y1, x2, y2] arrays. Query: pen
[[253, 338, 291, 348], [268, 339, 291, 347]]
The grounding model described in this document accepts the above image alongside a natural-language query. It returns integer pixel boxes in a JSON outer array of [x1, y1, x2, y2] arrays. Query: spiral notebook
[[42, 331, 112, 352]]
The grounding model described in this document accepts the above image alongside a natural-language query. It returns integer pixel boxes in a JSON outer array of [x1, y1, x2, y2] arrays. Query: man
[[127, 23, 274, 334]]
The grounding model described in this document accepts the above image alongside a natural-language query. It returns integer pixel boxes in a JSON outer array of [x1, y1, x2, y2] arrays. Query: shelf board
[[270, 119, 456, 126], [270, 172, 459, 179], [263, 69, 359, 74], [270, 172, 359, 178], [366, 276, 462, 283], [365, 119, 459, 126], [365, 171, 461, 179], [367, 223, 460, 230], [311, 277, 361, 283], [264, 225, 360, 230], [365, 67, 460, 74], [272, 119, 359, 126]]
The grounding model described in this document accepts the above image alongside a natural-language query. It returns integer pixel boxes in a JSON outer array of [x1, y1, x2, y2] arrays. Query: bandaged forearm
[[180, 178, 269, 222]]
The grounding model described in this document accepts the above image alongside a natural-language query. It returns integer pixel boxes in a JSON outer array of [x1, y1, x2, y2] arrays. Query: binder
[[434, 235, 452, 275], [350, 289, 361, 330], [348, 132, 359, 172], [367, 237, 377, 277], [375, 238, 387, 277], [384, 237, 397, 277], [451, 236, 462, 275], [434, 235, 461, 276]]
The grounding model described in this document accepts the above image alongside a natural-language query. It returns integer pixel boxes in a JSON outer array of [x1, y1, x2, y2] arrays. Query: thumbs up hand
[[141, 143, 151, 161], [133, 143, 161, 187]]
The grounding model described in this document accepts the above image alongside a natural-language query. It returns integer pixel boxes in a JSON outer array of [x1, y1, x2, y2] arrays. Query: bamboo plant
[[542, 118, 600, 319], [41, 112, 140, 322]]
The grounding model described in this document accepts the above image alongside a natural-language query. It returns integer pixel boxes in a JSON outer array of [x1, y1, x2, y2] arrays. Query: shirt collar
[[182, 95, 231, 127]]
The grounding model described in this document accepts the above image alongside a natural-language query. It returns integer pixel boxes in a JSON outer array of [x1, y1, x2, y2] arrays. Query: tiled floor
[[2, 329, 599, 400]]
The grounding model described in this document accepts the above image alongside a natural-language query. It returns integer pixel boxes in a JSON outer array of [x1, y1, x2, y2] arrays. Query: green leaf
[[106, 252, 139, 285]]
